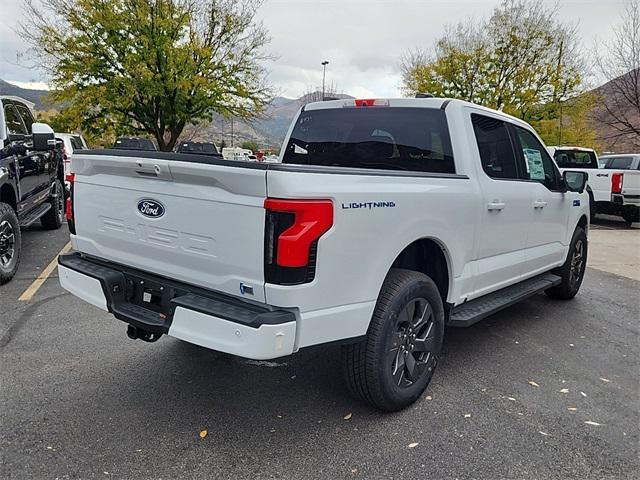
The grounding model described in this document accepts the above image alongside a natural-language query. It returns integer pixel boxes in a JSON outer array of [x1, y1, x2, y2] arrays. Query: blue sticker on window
[[573, 200, 581, 207]]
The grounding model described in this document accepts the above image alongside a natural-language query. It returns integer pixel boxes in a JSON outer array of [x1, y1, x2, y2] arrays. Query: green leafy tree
[[240, 140, 259, 152], [401, 0, 588, 130], [22, 0, 273, 151]]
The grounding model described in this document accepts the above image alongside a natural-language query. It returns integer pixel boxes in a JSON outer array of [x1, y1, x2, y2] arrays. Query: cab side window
[[471, 114, 518, 179], [3, 104, 28, 136], [14, 104, 35, 133], [513, 127, 559, 191]]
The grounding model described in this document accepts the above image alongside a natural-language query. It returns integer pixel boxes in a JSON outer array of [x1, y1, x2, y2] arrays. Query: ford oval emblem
[[137, 199, 165, 218]]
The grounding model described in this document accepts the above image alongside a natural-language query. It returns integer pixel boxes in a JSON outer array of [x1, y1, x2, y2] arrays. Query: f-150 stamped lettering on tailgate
[[98, 216, 216, 257]]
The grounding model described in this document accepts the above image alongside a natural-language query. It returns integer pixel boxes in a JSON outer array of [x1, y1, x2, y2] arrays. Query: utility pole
[[231, 117, 234, 147], [321, 60, 329, 101]]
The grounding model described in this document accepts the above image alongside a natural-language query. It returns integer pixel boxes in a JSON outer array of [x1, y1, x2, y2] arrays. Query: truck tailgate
[[71, 152, 268, 302]]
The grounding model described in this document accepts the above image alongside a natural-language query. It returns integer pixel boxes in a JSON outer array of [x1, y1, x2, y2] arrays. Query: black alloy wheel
[[0, 219, 15, 268], [389, 297, 438, 388], [568, 237, 585, 291]]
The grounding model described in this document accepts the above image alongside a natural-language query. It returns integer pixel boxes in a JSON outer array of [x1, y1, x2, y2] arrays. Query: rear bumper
[[612, 194, 640, 207], [58, 253, 297, 359]]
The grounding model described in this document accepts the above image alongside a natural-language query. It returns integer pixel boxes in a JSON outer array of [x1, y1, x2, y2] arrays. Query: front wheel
[[0, 202, 21, 285], [342, 269, 445, 411], [545, 227, 587, 300]]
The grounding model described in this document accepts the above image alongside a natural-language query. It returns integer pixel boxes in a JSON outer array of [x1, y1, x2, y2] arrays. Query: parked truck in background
[[0, 96, 65, 284], [58, 97, 589, 411], [600, 154, 640, 224], [548, 146, 640, 224], [547, 146, 610, 219]]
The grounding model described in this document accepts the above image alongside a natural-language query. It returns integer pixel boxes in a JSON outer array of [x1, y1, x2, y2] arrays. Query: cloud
[[0, 0, 627, 100], [5, 80, 51, 90]]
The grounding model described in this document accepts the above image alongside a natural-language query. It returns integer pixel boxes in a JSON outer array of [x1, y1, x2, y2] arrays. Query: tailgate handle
[[136, 169, 159, 177], [135, 162, 162, 177]]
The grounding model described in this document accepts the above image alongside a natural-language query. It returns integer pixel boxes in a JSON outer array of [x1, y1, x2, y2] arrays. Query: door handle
[[533, 200, 548, 209], [487, 201, 505, 211]]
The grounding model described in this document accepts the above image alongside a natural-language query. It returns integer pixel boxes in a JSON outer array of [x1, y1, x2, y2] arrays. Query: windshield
[[282, 107, 455, 173], [603, 156, 635, 169], [553, 149, 598, 169]]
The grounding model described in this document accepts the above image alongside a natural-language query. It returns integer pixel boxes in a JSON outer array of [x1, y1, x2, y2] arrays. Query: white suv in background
[[55, 133, 88, 178]]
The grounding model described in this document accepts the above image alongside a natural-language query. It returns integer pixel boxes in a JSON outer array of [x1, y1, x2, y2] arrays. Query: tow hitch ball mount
[[127, 325, 163, 343]]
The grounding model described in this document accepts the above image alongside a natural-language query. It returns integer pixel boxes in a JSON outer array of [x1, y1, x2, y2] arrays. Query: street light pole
[[321, 60, 329, 101]]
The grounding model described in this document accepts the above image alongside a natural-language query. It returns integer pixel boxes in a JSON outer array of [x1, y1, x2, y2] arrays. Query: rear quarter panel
[[265, 169, 479, 312]]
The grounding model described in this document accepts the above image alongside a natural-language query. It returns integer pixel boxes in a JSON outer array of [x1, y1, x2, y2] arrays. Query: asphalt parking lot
[[1, 219, 638, 479]]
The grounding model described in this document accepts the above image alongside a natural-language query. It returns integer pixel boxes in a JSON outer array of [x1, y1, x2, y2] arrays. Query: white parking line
[[18, 242, 72, 302]]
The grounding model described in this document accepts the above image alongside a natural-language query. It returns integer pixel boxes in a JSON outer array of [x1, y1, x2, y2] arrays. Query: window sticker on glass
[[523, 148, 545, 181]]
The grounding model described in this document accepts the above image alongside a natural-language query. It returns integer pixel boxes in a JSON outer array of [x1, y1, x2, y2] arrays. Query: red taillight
[[612, 172, 624, 194], [264, 199, 333, 268], [65, 173, 75, 222]]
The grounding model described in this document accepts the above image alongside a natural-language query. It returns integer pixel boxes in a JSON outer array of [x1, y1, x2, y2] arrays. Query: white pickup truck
[[547, 146, 612, 219], [600, 154, 640, 225], [58, 98, 589, 411]]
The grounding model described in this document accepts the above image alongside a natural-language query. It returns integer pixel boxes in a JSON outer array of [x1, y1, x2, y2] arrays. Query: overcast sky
[[0, 0, 627, 98]]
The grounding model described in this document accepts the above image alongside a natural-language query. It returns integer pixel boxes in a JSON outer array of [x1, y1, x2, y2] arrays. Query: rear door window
[[553, 150, 599, 169], [471, 114, 518, 179], [604, 157, 634, 169], [70, 136, 85, 150], [282, 107, 455, 173]]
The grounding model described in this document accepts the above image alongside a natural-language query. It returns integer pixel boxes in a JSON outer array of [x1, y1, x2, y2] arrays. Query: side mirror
[[563, 170, 588, 193], [31, 122, 56, 151]]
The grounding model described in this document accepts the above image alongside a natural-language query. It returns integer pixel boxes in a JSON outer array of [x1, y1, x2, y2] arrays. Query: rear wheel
[[622, 208, 638, 226], [342, 269, 444, 411], [0, 202, 21, 285], [545, 226, 587, 300], [40, 179, 64, 230]]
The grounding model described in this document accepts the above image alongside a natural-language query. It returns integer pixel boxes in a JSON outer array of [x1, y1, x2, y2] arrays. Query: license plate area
[[123, 273, 183, 315]]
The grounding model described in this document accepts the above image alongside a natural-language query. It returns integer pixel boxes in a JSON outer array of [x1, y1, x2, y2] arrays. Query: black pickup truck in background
[[0, 96, 65, 284]]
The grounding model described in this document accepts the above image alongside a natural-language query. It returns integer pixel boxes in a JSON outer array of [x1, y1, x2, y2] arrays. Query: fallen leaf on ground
[[407, 442, 419, 448], [585, 420, 601, 426], [199, 430, 208, 439], [539, 431, 549, 436], [559, 388, 569, 394], [528, 380, 540, 387], [508, 397, 516, 401], [464, 413, 471, 418], [567, 407, 577, 411], [343, 413, 352, 420], [580, 391, 587, 397], [599, 377, 611, 383], [425, 395, 432, 400]]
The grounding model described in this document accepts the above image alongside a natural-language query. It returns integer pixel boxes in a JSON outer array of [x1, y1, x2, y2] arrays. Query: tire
[[545, 227, 587, 300], [622, 208, 638, 226], [40, 179, 64, 230], [342, 268, 445, 411], [0, 202, 21, 285]]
